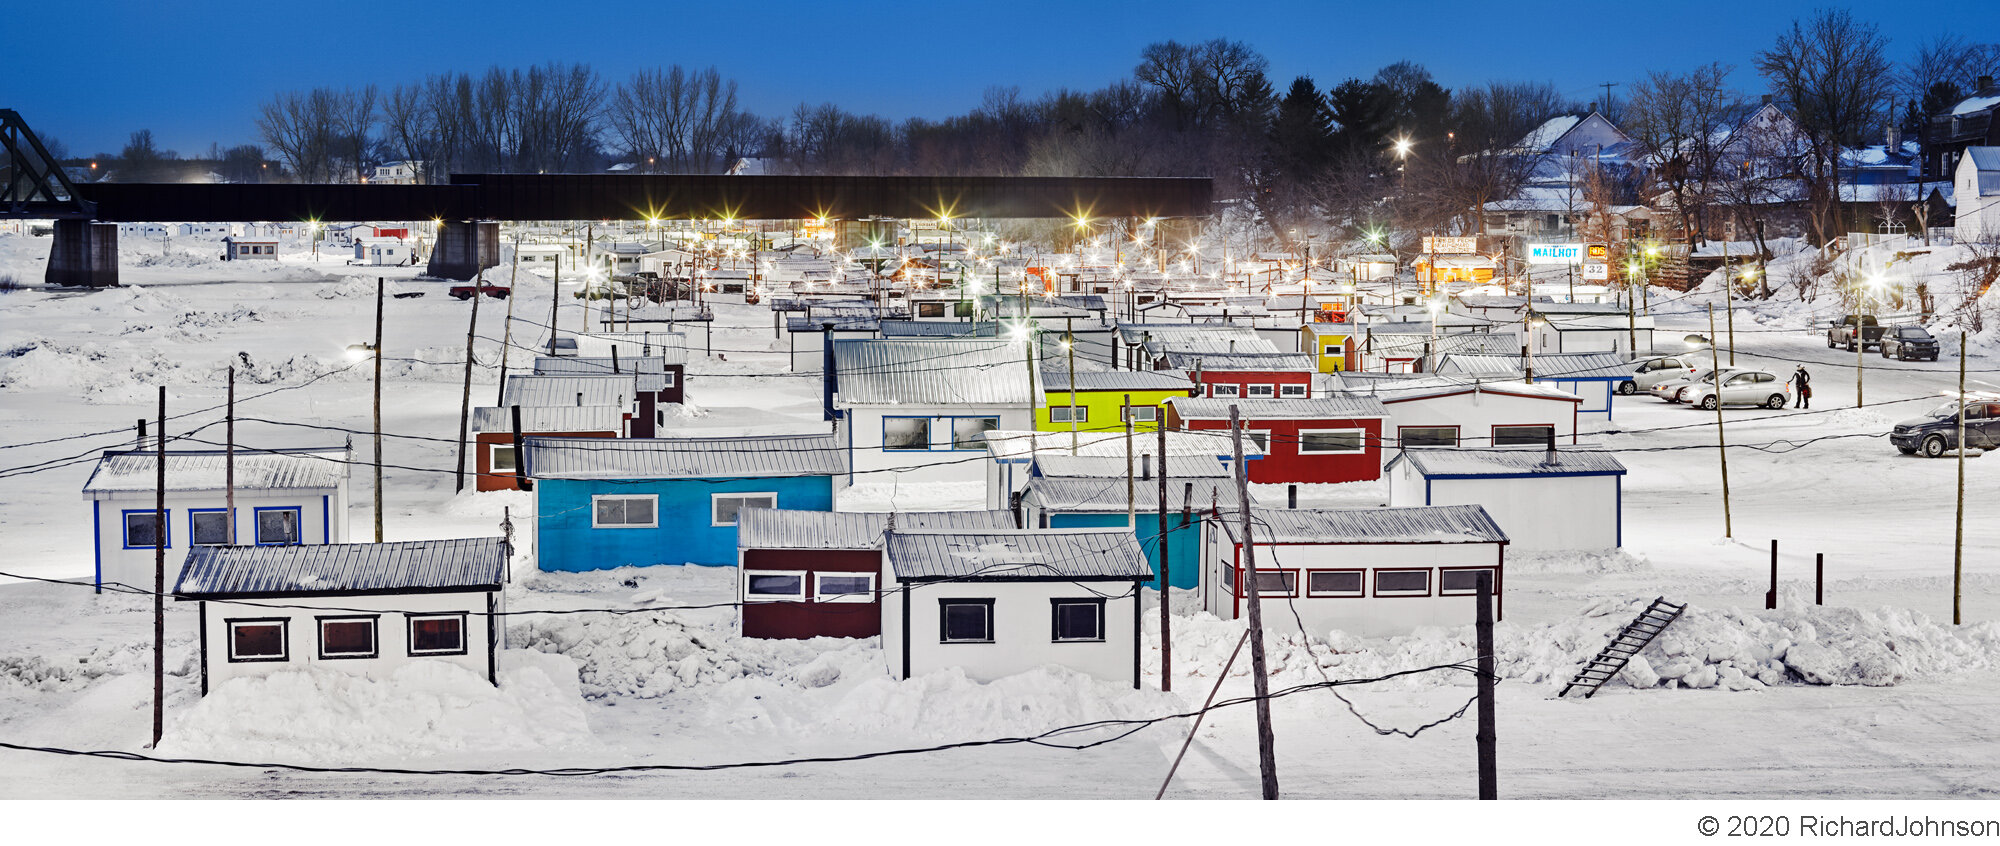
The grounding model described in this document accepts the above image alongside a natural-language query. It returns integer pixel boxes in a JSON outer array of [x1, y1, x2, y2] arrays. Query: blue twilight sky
[[8, 0, 1988, 157]]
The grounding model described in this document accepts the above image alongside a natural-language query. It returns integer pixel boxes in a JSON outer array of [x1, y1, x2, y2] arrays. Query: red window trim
[[1229, 565, 1298, 598], [1396, 425, 1460, 448], [1489, 423, 1555, 447], [1304, 568, 1366, 598], [1372, 568, 1433, 598]]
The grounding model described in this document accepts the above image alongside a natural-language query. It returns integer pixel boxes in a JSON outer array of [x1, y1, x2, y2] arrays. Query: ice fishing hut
[[1386, 447, 1627, 551]]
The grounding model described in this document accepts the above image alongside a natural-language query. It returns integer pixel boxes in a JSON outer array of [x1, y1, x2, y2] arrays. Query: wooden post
[[225, 367, 235, 545], [454, 269, 484, 493], [1955, 330, 1966, 625], [510, 405, 531, 492], [373, 277, 385, 543], [1231, 405, 1280, 800], [496, 235, 521, 405], [549, 250, 562, 357], [1815, 553, 1824, 606], [1157, 421, 1171, 692], [1709, 304, 1731, 538], [1124, 394, 1135, 532], [151, 386, 165, 748], [1767, 539, 1778, 610], [1476, 570, 1496, 800]]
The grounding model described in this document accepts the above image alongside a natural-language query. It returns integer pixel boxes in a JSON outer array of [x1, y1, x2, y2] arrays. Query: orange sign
[[1587, 244, 1608, 258]]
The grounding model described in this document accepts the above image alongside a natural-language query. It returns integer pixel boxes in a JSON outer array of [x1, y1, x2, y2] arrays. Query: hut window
[[883, 417, 930, 450], [917, 302, 947, 318], [1298, 429, 1366, 453], [1279, 384, 1308, 398], [122, 510, 167, 549], [592, 495, 658, 528], [814, 573, 876, 603], [1440, 568, 1497, 596], [1244, 569, 1296, 597], [317, 616, 378, 659], [1120, 406, 1159, 423], [1492, 425, 1553, 447], [255, 507, 303, 545], [1397, 426, 1459, 448], [190, 509, 230, 546], [951, 417, 1000, 450], [1246, 384, 1275, 398], [1306, 570, 1365, 597], [1050, 405, 1088, 423], [1050, 599, 1105, 643], [1211, 384, 1241, 398], [1375, 569, 1433, 596], [712, 493, 776, 526], [490, 444, 518, 472], [227, 619, 289, 662], [408, 614, 468, 655], [938, 599, 995, 643], [746, 571, 807, 601]]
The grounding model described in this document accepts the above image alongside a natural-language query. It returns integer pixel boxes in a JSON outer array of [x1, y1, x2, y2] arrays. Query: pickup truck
[[1826, 315, 1885, 351], [449, 283, 510, 300]]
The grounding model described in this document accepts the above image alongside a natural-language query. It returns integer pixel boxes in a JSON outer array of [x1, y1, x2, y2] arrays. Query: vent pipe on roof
[[822, 322, 838, 422], [576, 392, 583, 407], [1545, 428, 1559, 466], [1141, 453, 1152, 481], [611, 346, 621, 374]]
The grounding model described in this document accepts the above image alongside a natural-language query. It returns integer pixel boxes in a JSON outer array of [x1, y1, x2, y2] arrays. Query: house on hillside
[[1200, 505, 1508, 637], [1016, 453, 1239, 590], [523, 433, 845, 569], [880, 529, 1152, 687], [469, 406, 621, 492], [1386, 447, 1627, 551], [1955, 147, 2000, 240], [82, 447, 351, 593], [1038, 368, 1194, 434], [174, 538, 508, 693], [1340, 377, 1582, 449], [1164, 395, 1390, 485], [1921, 76, 2000, 184], [830, 338, 1035, 486], [735, 508, 1015, 640]]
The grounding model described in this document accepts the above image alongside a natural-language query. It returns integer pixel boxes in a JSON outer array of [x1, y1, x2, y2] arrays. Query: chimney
[[1761, 94, 1773, 107], [576, 392, 583, 407], [1545, 428, 1559, 466], [821, 322, 838, 422], [1141, 453, 1152, 481], [1982, 75, 1995, 92]]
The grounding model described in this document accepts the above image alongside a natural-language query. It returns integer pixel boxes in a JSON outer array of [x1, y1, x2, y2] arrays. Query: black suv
[[1880, 326, 1940, 361], [1891, 401, 2000, 457]]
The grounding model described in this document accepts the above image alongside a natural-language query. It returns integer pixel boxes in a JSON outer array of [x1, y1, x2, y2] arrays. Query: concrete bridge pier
[[426, 220, 500, 280], [45, 220, 120, 287]]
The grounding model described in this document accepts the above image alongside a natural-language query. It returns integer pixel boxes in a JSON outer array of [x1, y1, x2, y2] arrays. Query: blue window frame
[[883, 416, 932, 451], [947, 416, 1000, 451], [121, 509, 169, 550], [253, 506, 303, 546], [189, 508, 231, 546]]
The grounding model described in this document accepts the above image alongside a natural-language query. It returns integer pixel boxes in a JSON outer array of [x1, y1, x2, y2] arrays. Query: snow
[[1953, 94, 2000, 117]]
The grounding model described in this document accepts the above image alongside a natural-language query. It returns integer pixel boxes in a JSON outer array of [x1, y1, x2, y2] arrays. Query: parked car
[[449, 283, 510, 300], [1650, 368, 1739, 403], [1890, 400, 2000, 457], [1682, 369, 1789, 410], [1617, 355, 1699, 395], [1827, 315, 1885, 351], [1880, 326, 1941, 361]]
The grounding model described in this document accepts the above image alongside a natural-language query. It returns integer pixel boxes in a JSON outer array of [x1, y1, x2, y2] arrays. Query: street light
[[1687, 322, 1731, 538], [1857, 274, 1888, 407]]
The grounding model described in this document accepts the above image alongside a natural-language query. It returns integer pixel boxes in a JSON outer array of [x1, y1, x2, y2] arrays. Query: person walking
[[1790, 366, 1811, 409]]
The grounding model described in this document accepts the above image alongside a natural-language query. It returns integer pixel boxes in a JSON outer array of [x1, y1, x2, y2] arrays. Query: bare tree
[[1756, 9, 1895, 244], [606, 66, 751, 173], [1625, 63, 1737, 250], [257, 89, 340, 182], [336, 85, 378, 183]]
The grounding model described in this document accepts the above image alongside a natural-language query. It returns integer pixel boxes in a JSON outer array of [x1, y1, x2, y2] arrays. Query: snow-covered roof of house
[[1161, 351, 1314, 372], [980, 429, 1260, 462], [1031, 453, 1229, 479], [884, 529, 1154, 581], [83, 447, 349, 495], [470, 405, 623, 435], [1115, 323, 1264, 350], [832, 339, 1033, 406], [174, 537, 507, 598], [1963, 147, 2000, 173], [736, 507, 1016, 549], [879, 320, 1001, 338], [1386, 447, 1627, 477], [502, 374, 634, 408], [1041, 368, 1195, 392], [789, 316, 880, 332], [1456, 295, 1529, 310], [1166, 396, 1389, 421], [1436, 352, 1629, 380], [1954, 94, 2000, 117], [522, 433, 847, 480], [1513, 115, 1581, 152], [533, 356, 674, 393], [1343, 378, 1583, 404], [1021, 473, 1241, 513], [1216, 505, 1507, 545]]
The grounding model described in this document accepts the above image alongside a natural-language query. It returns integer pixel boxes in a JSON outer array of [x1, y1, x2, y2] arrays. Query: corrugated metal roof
[[1022, 474, 1241, 512], [1032, 453, 1229, 479], [1437, 352, 1630, 379], [523, 433, 846, 480], [571, 334, 689, 364], [1040, 369, 1194, 392], [1162, 351, 1313, 371], [880, 320, 1000, 338], [980, 428, 1261, 460], [470, 405, 623, 434], [1386, 447, 1627, 477], [737, 508, 1016, 549], [1217, 505, 1507, 545], [83, 447, 349, 494], [502, 375, 634, 408], [789, 316, 880, 332], [832, 339, 1033, 406], [174, 537, 507, 597], [533, 356, 672, 393], [1116, 323, 1262, 347], [884, 529, 1153, 581], [1166, 396, 1389, 420], [1346, 379, 1583, 403]]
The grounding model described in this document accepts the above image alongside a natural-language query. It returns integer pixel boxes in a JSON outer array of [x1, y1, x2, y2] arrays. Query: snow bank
[[155, 650, 594, 764], [510, 609, 850, 699]]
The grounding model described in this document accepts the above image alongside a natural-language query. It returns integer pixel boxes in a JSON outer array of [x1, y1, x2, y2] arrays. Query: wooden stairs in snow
[[1559, 597, 1686, 699]]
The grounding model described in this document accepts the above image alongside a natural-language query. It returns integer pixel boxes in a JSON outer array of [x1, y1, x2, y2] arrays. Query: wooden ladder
[[1559, 597, 1686, 699]]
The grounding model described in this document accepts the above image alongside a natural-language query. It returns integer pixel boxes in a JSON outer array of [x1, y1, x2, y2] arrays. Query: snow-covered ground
[[3, 229, 2000, 799]]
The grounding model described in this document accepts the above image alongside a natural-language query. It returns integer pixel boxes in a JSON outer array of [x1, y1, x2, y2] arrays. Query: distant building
[[1921, 76, 2000, 183], [369, 161, 424, 184], [1955, 147, 2000, 240]]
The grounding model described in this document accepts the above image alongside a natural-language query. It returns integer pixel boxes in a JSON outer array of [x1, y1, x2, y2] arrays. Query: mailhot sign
[[1527, 243, 1584, 264]]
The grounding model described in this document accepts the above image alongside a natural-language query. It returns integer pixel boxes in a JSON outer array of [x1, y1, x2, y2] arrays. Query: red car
[[449, 284, 510, 300]]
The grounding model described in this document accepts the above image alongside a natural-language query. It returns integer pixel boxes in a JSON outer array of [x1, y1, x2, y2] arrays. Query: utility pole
[[1124, 394, 1136, 533], [373, 276, 385, 543], [1231, 405, 1280, 800], [455, 270, 484, 492], [496, 236, 521, 405], [1068, 331, 1080, 455], [549, 249, 562, 358], [226, 367, 236, 545], [1476, 571, 1497, 800], [1952, 332, 1968, 628], [1708, 305, 1731, 538], [1723, 241, 1737, 365], [1157, 421, 1171, 692], [151, 386, 165, 748]]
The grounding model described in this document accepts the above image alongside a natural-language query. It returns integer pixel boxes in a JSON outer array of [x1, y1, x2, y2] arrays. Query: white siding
[[201, 590, 499, 689], [1203, 539, 1503, 637], [92, 489, 348, 592], [882, 578, 1139, 685], [1392, 467, 1620, 551], [843, 405, 1035, 485]]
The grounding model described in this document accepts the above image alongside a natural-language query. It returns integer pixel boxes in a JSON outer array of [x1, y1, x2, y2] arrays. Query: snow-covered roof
[[470, 405, 623, 434], [1954, 94, 2000, 117], [833, 339, 1033, 406], [1041, 369, 1195, 392], [532, 356, 674, 393], [884, 529, 1153, 581], [1165, 396, 1389, 421], [1115, 323, 1265, 351], [1352, 379, 1584, 404], [522, 433, 847, 480], [1514, 115, 1581, 153], [736, 508, 1015, 549], [1436, 352, 1630, 380], [502, 374, 633, 408], [1161, 351, 1314, 372], [1031, 453, 1229, 479], [980, 428, 1259, 462], [1022, 474, 1241, 512], [174, 537, 507, 597], [1386, 447, 1627, 477], [1216, 505, 1507, 545], [879, 320, 1001, 338], [83, 447, 349, 495]]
